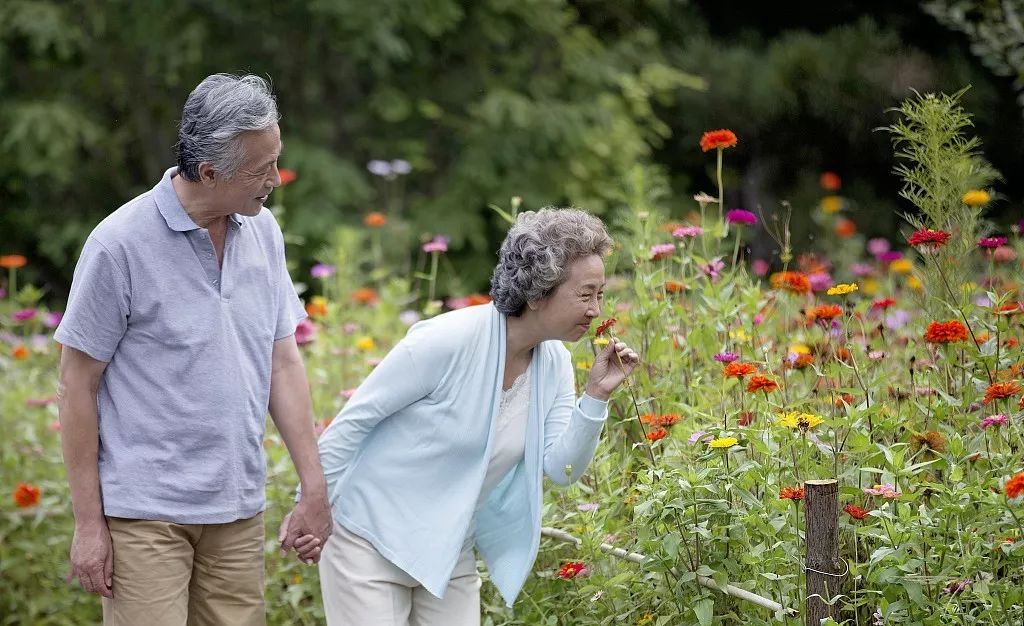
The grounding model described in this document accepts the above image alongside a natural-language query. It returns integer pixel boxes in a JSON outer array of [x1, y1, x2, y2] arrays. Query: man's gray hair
[[176, 74, 280, 182], [489, 208, 612, 316]]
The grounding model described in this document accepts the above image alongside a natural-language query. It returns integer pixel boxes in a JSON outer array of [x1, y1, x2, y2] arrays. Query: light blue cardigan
[[315, 303, 608, 606]]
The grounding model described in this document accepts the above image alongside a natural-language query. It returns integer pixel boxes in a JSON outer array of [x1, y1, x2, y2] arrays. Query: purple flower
[[867, 238, 891, 257], [310, 263, 336, 279], [577, 503, 600, 512], [702, 258, 725, 282], [12, 308, 37, 322], [752, 313, 765, 325], [808, 272, 833, 292], [672, 226, 703, 238], [649, 243, 675, 260], [423, 236, 449, 253], [850, 263, 874, 278], [294, 319, 317, 345], [864, 483, 902, 499], [688, 431, 713, 444], [981, 414, 1008, 429], [884, 309, 911, 330], [878, 251, 903, 263], [978, 236, 1008, 249], [390, 159, 412, 175], [714, 351, 739, 363], [367, 160, 392, 177], [725, 209, 757, 226], [751, 258, 770, 276], [43, 311, 63, 328], [943, 579, 972, 596]]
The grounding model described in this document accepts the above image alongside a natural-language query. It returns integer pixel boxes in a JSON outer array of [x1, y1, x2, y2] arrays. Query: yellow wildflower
[[594, 337, 610, 346], [777, 412, 824, 430], [638, 614, 655, 625], [827, 283, 858, 296], [889, 259, 913, 274], [862, 278, 879, 296], [355, 336, 376, 351], [576, 360, 593, 371], [907, 275, 923, 291], [820, 195, 843, 214], [789, 344, 811, 355], [962, 190, 991, 206], [709, 436, 738, 449], [729, 328, 750, 342]]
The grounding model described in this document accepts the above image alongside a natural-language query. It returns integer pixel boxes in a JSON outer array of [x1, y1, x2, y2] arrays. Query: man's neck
[[171, 174, 230, 231]]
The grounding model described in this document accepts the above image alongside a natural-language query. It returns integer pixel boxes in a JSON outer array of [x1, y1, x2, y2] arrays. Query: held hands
[[585, 339, 640, 401], [278, 495, 333, 565]]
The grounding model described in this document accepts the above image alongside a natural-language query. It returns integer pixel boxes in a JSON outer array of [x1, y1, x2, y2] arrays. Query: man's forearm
[[269, 361, 327, 498], [57, 385, 105, 525]]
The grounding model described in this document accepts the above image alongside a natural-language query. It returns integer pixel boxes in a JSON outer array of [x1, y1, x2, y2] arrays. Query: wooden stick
[[803, 479, 844, 625], [540, 527, 796, 616]]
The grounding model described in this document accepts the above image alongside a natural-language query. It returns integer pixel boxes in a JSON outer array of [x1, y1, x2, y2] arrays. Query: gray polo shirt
[[55, 167, 306, 524]]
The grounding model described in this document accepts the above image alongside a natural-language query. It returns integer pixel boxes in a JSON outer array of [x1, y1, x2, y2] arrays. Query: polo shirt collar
[[154, 167, 245, 232]]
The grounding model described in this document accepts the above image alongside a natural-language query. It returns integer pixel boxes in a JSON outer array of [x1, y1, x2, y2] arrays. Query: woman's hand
[[585, 339, 640, 400]]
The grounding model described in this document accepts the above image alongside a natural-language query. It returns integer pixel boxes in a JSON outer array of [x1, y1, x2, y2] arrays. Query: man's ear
[[197, 162, 218, 186]]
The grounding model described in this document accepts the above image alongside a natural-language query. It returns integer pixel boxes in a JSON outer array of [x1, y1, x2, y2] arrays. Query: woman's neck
[[505, 312, 543, 362]]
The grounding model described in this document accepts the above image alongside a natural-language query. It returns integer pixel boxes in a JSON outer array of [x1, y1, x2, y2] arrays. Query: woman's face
[[531, 254, 606, 341]]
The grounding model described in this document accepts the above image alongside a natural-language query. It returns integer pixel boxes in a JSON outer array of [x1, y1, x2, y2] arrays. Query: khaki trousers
[[101, 512, 265, 626], [319, 522, 481, 626]]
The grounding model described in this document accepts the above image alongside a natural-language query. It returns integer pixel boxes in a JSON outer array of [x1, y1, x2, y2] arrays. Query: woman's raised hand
[[585, 339, 640, 400]]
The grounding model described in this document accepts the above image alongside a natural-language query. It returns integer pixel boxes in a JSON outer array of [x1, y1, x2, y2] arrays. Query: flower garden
[[4, 91, 1024, 625]]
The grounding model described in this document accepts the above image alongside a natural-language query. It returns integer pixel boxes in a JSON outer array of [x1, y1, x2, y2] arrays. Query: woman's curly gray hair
[[489, 208, 612, 316]]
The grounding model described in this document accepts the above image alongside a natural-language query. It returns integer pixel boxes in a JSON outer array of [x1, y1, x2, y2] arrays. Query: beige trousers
[[101, 512, 265, 626], [319, 522, 481, 626]]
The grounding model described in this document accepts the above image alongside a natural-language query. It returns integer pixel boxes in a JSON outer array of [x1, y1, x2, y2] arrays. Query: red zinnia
[[871, 298, 896, 310], [983, 381, 1021, 405], [699, 129, 738, 152], [13, 483, 40, 508], [1006, 473, 1024, 499], [780, 486, 805, 501], [278, 168, 297, 186], [746, 375, 779, 393], [646, 428, 668, 442], [770, 271, 812, 294], [995, 302, 1023, 315], [595, 318, 617, 337], [364, 212, 388, 227], [907, 228, 952, 249], [819, 172, 842, 191], [641, 413, 682, 427], [351, 287, 379, 305], [843, 504, 870, 520], [924, 320, 968, 344], [557, 561, 590, 579], [723, 362, 757, 378]]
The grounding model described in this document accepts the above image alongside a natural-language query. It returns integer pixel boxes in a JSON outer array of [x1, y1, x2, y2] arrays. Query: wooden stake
[[804, 479, 844, 625]]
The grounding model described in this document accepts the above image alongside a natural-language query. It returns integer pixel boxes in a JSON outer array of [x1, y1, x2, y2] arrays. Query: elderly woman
[[303, 208, 639, 624]]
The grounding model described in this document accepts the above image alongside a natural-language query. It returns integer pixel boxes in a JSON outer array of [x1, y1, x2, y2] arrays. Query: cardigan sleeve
[[541, 348, 609, 486], [315, 324, 448, 503]]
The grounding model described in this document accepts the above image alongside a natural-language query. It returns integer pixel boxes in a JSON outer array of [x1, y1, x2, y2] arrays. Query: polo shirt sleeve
[[272, 224, 307, 340], [54, 237, 130, 363]]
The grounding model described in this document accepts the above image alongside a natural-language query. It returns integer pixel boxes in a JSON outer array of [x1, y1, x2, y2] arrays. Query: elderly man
[[54, 74, 331, 625]]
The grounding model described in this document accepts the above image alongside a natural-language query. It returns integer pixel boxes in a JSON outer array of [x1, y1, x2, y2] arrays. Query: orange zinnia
[[746, 375, 779, 393], [699, 129, 738, 152], [1006, 473, 1024, 499], [785, 353, 814, 369], [779, 486, 805, 501], [808, 304, 843, 322], [466, 294, 492, 306], [664, 280, 685, 293], [595, 318, 617, 337], [12, 345, 28, 360], [363, 212, 387, 227], [351, 287, 379, 305], [983, 381, 1021, 405], [305, 297, 328, 318], [646, 428, 668, 442], [924, 320, 968, 344], [641, 413, 682, 427], [834, 218, 857, 238], [770, 271, 811, 294], [13, 482, 40, 508], [0, 255, 27, 269], [278, 168, 297, 186], [723, 362, 757, 378]]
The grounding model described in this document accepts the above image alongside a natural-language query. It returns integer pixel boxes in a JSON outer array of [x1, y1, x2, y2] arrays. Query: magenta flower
[[981, 414, 1009, 429], [714, 351, 739, 363], [751, 258, 770, 276], [311, 263, 336, 279], [863, 484, 902, 499], [672, 225, 704, 238], [12, 309, 37, 322], [423, 236, 449, 253], [879, 251, 903, 263], [850, 263, 874, 277], [978, 236, 1008, 249], [725, 209, 757, 226], [702, 258, 725, 281], [867, 237, 891, 257], [294, 319, 317, 345], [943, 579, 972, 596], [43, 311, 63, 328], [808, 272, 833, 292]]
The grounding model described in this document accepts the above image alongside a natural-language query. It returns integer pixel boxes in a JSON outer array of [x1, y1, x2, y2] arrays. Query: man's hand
[[66, 520, 114, 598], [278, 496, 332, 565]]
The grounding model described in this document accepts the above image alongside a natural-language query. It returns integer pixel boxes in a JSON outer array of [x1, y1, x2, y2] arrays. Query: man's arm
[[57, 346, 114, 598], [268, 335, 331, 562]]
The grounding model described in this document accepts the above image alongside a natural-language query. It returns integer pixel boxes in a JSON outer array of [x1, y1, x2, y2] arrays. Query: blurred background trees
[[2, 0, 1021, 300]]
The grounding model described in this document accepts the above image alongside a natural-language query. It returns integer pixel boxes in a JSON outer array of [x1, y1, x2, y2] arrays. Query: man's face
[[212, 123, 282, 216]]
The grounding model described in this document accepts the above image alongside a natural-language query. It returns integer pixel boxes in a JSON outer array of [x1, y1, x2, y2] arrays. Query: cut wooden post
[[804, 479, 844, 626]]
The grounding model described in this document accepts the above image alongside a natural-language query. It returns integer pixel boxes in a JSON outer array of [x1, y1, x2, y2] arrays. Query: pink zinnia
[[672, 225, 704, 238], [702, 258, 725, 281], [978, 236, 1008, 249], [310, 263, 336, 279], [294, 319, 317, 345], [751, 259, 770, 276], [878, 251, 903, 263], [867, 238, 891, 257], [726, 209, 757, 226], [649, 243, 675, 261], [864, 483, 902, 499], [714, 351, 739, 363], [808, 272, 834, 292], [981, 414, 1009, 429], [423, 236, 449, 253], [43, 311, 63, 328], [12, 309, 37, 322]]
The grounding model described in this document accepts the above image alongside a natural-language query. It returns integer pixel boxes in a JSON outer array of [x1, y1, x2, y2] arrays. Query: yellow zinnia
[[906, 276, 923, 291], [861, 278, 879, 296], [889, 259, 914, 274], [820, 195, 843, 214], [576, 360, 593, 371], [962, 190, 991, 207], [777, 412, 824, 430], [789, 344, 811, 355], [355, 336, 376, 351], [709, 436, 738, 449], [827, 283, 858, 296], [729, 328, 750, 342], [593, 337, 610, 346]]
